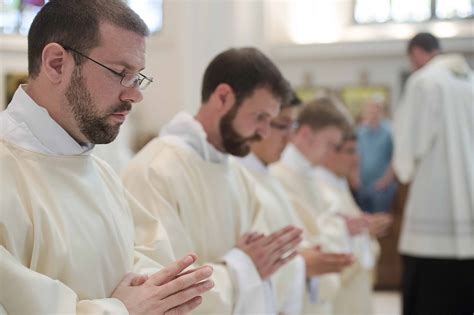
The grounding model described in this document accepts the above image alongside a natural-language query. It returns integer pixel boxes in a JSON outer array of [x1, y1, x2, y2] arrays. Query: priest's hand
[[339, 213, 368, 236], [364, 212, 393, 238], [301, 246, 354, 276], [237, 225, 303, 280], [111, 254, 214, 315]]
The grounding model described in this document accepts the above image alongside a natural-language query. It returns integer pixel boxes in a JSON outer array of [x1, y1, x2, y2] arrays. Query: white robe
[[270, 144, 345, 315], [393, 54, 474, 258], [238, 153, 308, 315], [0, 86, 175, 314], [313, 166, 379, 315], [122, 112, 276, 314]]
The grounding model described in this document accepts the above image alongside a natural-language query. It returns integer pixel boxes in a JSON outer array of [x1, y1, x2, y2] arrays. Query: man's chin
[[225, 144, 250, 157], [87, 127, 120, 145]]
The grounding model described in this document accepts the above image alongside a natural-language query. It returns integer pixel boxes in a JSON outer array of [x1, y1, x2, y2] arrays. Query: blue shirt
[[357, 120, 393, 186]]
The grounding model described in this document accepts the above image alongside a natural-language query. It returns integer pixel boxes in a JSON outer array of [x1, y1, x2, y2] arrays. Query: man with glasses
[[238, 93, 354, 313], [0, 1, 213, 314]]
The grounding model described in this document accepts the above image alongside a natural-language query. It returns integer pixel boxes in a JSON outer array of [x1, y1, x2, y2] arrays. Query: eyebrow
[[255, 111, 272, 116], [272, 117, 292, 123], [110, 60, 145, 73]]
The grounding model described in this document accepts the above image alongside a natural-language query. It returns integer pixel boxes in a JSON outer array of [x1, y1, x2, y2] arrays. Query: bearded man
[[123, 47, 303, 314], [0, 1, 214, 314]]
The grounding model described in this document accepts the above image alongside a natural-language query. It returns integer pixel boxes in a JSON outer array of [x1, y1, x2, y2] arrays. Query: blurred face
[[63, 22, 146, 144], [250, 106, 299, 165], [408, 46, 430, 71], [323, 139, 359, 178], [361, 102, 382, 127], [220, 88, 280, 157], [303, 126, 343, 165]]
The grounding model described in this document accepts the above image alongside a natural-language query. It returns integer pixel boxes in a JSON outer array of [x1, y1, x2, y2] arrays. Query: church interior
[[0, 1, 472, 314]]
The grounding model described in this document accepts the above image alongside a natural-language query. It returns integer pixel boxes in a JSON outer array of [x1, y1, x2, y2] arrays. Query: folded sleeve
[[223, 248, 271, 314]]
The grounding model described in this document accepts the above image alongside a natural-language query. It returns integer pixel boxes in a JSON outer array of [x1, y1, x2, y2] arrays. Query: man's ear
[[211, 83, 236, 113], [41, 43, 70, 84]]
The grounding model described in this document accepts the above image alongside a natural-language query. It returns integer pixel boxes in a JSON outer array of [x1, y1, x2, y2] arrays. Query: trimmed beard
[[65, 67, 131, 144], [219, 103, 262, 157]]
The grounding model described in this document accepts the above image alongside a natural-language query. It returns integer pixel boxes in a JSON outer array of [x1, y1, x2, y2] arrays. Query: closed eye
[[256, 112, 271, 122]]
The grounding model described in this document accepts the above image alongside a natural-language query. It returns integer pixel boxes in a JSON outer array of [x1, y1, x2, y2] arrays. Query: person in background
[[394, 32, 474, 315], [354, 96, 397, 214]]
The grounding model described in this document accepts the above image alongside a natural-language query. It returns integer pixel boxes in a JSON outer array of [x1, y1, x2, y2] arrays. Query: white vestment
[[238, 153, 311, 315], [93, 117, 135, 174], [313, 166, 379, 315], [122, 112, 277, 314], [393, 54, 474, 258], [0, 86, 175, 314], [270, 144, 346, 314]]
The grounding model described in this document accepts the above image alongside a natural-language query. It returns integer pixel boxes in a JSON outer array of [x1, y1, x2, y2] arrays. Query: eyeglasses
[[270, 120, 299, 131], [63, 46, 153, 90]]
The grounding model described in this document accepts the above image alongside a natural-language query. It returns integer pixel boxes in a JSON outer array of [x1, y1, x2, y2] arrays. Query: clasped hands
[[112, 253, 214, 315]]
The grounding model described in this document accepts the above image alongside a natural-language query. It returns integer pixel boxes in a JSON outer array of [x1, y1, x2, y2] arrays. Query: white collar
[[0, 85, 93, 155], [428, 54, 472, 77], [279, 143, 316, 176], [238, 152, 268, 174], [314, 166, 348, 191], [160, 111, 228, 163]]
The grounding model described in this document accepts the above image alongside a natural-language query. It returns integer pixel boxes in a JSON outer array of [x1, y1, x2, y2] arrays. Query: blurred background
[[1, 1, 473, 313]]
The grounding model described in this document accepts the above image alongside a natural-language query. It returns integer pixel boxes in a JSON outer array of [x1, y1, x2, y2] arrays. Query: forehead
[[315, 126, 343, 138], [92, 22, 146, 71], [275, 106, 298, 121], [240, 88, 281, 116]]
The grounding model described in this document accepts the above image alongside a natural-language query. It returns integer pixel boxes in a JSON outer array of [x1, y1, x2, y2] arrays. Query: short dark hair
[[297, 97, 349, 132], [282, 90, 303, 109], [201, 47, 291, 106], [28, 0, 149, 78], [407, 32, 440, 54]]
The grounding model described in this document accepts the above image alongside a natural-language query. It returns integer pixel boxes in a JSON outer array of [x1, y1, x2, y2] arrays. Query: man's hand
[[112, 254, 214, 315], [374, 165, 395, 191], [237, 225, 303, 280], [301, 246, 354, 276], [340, 214, 368, 236], [364, 213, 393, 238]]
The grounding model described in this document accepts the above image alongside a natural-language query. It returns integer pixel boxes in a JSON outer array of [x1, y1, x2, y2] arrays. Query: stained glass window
[[0, 0, 163, 35]]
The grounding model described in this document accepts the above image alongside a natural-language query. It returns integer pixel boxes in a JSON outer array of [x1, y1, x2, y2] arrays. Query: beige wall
[[1, 0, 473, 141]]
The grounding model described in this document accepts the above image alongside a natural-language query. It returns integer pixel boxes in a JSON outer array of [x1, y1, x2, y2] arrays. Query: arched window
[[0, 0, 163, 35]]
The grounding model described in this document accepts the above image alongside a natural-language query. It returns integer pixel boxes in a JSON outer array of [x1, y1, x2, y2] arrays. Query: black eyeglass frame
[[63, 45, 153, 90], [270, 120, 299, 131]]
